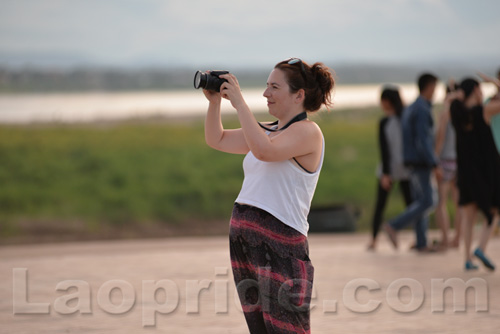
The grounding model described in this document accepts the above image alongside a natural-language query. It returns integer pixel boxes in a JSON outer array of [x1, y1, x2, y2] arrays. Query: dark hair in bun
[[275, 59, 335, 112]]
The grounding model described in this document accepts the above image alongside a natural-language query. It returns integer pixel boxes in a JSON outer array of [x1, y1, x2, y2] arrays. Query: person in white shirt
[[203, 58, 334, 334]]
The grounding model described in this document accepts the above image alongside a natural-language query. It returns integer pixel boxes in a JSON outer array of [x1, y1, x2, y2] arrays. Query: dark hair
[[275, 59, 335, 112], [380, 87, 404, 117], [417, 73, 438, 93], [450, 78, 480, 131], [459, 78, 479, 99], [497, 68, 500, 79]]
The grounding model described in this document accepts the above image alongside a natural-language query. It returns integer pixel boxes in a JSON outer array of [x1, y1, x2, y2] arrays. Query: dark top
[[378, 116, 410, 180], [401, 96, 438, 168], [450, 103, 500, 224], [379, 117, 391, 175]]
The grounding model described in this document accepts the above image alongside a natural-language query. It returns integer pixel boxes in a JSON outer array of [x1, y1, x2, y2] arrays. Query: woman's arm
[[203, 89, 249, 154], [378, 118, 392, 190], [478, 72, 500, 89], [484, 99, 500, 125], [435, 105, 449, 158], [219, 74, 320, 162], [379, 118, 391, 175]]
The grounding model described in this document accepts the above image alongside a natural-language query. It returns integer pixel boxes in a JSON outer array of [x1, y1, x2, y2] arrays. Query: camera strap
[[258, 111, 307, 132]]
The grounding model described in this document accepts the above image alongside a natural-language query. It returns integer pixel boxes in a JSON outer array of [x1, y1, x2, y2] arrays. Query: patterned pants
[[230, 203, 314, 334]]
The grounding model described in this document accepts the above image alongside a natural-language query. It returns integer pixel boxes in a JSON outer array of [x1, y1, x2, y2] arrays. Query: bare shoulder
[[299, 119, 323, 135], [288, 120, 323, 142]]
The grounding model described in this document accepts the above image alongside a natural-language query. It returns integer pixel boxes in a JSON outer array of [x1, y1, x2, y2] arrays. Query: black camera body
[[194, 70, 229, 92]]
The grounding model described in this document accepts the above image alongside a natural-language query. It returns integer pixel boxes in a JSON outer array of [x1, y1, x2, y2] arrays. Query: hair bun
[[307, 62, 335, 110], [274, 59, 335, 112]]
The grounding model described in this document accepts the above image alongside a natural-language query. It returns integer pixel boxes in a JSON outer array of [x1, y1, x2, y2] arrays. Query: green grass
[[0, 107, 443, 241], [313, 109, 413, 227]]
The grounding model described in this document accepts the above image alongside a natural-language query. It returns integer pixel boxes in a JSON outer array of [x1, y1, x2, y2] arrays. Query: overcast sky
[[0, 0, 499, 69]]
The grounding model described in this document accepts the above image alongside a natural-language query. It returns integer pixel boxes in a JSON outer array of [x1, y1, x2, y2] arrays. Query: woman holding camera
[[203, 58, 334, 334], [450, 78, 500, 271]]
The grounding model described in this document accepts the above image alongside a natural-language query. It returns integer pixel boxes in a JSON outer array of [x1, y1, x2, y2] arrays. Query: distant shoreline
[[0, 83, 495, 124]]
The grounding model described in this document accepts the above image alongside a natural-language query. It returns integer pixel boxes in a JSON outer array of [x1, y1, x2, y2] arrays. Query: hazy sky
[[0, 0, 499, 68]]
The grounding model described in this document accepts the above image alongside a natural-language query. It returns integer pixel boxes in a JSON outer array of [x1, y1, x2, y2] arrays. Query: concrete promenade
[[1, 231, 498, 333]]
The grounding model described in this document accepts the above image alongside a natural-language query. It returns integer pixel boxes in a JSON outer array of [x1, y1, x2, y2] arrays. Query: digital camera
[[193, 70, 229, 92]]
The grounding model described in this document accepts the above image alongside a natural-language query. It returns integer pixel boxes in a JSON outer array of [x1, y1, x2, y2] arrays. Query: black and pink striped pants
[[230, 203, 314, 334]]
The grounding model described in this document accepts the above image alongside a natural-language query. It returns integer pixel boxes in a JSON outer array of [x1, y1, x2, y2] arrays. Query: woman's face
[[263, 69, 301, 118], [380, 99, 394, 116]]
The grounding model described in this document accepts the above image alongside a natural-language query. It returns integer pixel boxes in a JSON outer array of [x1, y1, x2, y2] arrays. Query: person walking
[[450, 78, 500, 271], [478, 69, 500, 153], [367, 87, 412, 251], [203, 58, 335, 333], [434, 81, 462, 249], [384, 73, 442, 251]]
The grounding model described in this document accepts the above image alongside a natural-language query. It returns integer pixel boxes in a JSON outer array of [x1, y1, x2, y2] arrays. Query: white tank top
[[235, 135, 324, 236]]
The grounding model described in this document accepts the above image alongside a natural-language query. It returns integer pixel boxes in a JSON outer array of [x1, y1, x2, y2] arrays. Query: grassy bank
[[0, 107, 443, 243]]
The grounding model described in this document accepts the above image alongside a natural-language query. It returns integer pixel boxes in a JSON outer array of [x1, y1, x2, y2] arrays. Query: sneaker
[[474, 248, 495, 271], [465, 260, 479, 271]]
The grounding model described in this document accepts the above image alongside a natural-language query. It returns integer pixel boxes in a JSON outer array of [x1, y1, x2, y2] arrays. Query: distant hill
[[0, 62, 497, 93]]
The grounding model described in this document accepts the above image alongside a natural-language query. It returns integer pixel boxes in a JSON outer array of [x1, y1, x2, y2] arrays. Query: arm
[[434, 105, 450, 158], [414, 107, 438, 167], [379, 118, 392, 190], [484, 99, 500, 125], [203, 89, 249, 154], [478, 71, 500, 102], [478, 71, 500, 88], [379, 118, 391, 175], [219, 74, 321, 162]]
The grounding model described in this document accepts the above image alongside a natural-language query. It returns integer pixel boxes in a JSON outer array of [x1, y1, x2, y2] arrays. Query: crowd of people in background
[[368, 69, 500, 271]]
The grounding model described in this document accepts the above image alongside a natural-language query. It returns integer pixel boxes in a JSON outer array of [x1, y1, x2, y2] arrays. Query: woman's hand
[[203, 88, 222, 104], [434, 166, 444, 184], [380, 174, 392, 191], [219, 73, 246, 110], [202, 71, 223, 104], [446, 90, 464, 104]]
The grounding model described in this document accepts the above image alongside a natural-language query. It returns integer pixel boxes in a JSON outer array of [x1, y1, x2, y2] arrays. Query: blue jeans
[[389, 167, 434, 249]]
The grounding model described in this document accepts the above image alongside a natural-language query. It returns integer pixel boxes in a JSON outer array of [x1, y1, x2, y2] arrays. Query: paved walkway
[[1, 231, 499, 333]]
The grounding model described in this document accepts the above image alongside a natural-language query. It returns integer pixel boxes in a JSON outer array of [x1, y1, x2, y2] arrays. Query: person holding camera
[[433, 81, 462, 250], [450, 78, 500, 271], [201, 58, 334, 334]]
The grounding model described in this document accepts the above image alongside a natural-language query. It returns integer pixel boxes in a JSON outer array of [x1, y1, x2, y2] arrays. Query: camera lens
[[193, 70, 229, 92], [194, 71, 205, 89]]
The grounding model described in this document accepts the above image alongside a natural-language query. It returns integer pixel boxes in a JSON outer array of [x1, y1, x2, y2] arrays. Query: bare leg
[[478, 211, 499, 252], [450, 183, 461, 248], [435, 181, 451, 248], [462, 204, 477, 262]]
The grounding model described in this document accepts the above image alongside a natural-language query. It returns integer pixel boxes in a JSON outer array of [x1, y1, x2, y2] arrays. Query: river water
[[0, 83, 495, 124]]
